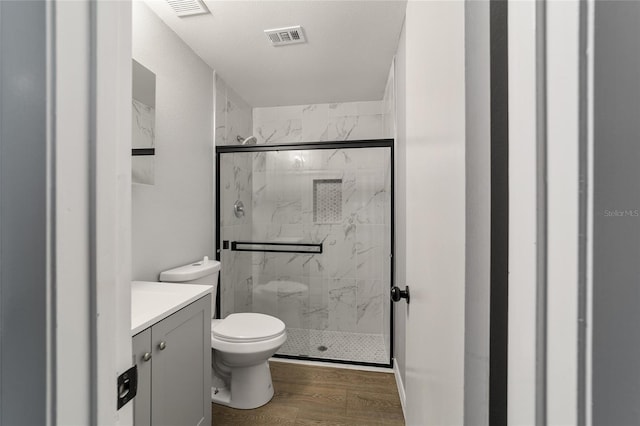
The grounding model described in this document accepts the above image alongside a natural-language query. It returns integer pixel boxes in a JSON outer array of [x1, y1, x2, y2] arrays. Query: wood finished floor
[[211, 361, 405, 425]]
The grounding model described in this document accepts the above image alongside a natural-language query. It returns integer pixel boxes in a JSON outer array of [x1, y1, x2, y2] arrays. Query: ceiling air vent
[[166, 0, 210, 17], [264, 26, 307, 46]]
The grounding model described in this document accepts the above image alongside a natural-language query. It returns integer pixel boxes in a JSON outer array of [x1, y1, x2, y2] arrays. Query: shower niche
[[216, 140, 393, 366]]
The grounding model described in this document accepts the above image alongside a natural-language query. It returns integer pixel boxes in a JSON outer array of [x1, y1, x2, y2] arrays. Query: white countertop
[[131, 281, 213, 336]]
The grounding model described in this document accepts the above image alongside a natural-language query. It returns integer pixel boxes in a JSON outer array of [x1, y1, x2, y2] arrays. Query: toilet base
[[211, 361, 275, 409]]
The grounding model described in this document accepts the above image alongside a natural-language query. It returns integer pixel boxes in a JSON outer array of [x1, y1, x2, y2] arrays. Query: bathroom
[[7, 0, 635, 424], [131, 0, 403, 424]]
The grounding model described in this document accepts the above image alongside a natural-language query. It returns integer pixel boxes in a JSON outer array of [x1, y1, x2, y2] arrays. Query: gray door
[[592, 2, 640, 423]]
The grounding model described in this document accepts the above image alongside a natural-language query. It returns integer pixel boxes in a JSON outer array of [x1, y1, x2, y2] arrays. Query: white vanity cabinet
[[131, 282, 212, 426]]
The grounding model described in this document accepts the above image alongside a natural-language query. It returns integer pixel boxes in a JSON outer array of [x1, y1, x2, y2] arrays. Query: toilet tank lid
[[159, 258, 220, 282]]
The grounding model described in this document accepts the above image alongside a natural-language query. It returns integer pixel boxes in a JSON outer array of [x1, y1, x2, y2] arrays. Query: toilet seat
[[212, 313, 285, 343]]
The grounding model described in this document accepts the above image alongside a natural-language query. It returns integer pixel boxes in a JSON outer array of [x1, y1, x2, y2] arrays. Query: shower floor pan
[[277, 328, 388, 365]]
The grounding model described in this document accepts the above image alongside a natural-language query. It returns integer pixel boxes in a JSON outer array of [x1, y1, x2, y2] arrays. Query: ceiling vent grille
[[167, 0, 210, 17], [264, 26, 307, 46]]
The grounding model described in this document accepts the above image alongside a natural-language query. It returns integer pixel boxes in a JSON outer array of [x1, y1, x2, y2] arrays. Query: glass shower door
[[218, 143, 392, 365]]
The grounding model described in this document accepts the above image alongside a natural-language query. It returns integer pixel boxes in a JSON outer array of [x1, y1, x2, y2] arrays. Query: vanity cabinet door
[[132, 328, 152, 426], [151, 295, 211, 426]]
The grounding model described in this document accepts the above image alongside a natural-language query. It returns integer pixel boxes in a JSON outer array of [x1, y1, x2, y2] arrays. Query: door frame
[[55, 0, 133, 424], [489, 1, 510, 424]]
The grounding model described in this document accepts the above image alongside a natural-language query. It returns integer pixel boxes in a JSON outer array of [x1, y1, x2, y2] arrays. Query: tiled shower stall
[[218, 145, 392, 365], [215, 62, 395, 366]]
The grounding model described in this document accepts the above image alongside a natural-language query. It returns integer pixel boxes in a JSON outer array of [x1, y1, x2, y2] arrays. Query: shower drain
[[317, 345, 328, 352]]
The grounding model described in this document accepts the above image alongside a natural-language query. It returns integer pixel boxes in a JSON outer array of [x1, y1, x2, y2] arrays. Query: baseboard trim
[[393, 358, 406, 418]]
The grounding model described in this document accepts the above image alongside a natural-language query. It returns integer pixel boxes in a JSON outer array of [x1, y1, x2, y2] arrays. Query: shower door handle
[[391, 286, 410, 304]]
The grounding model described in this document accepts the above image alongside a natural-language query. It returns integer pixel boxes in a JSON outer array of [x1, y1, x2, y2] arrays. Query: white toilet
[[159, 258, 287, 409]]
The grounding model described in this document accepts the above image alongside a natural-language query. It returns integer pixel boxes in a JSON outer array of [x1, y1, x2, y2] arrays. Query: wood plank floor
[[211, 360, 405, 425]]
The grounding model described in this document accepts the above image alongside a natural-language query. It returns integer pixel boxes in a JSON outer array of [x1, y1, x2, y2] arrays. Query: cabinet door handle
[[158, 341, 167, 350], [142, 352, 152, 362]]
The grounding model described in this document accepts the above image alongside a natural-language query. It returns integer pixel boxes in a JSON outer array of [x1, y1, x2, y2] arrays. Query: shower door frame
[[215, 139, 395, 368]]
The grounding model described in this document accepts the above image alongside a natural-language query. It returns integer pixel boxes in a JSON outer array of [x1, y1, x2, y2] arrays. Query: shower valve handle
[[391, 286, 410, 304]]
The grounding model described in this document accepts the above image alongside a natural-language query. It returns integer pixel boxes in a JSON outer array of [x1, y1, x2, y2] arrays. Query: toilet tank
[[159, 257, 220, 317]]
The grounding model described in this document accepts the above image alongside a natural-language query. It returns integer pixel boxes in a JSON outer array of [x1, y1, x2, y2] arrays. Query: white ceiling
[[142, 0, 407, 107]]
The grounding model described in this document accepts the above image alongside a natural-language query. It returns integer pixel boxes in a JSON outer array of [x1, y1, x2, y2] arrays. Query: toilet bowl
[[211, 313, 286, 408], [159, 258, 287, 409]]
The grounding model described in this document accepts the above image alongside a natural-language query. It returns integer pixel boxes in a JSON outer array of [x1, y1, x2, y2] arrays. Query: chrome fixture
[[237, 135, 257, 145], [233, 200, 245, 218]]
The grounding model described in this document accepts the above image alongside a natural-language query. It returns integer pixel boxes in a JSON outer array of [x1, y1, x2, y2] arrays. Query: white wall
[[132, 1, 214, 280], [54, 1, 92, 422], [546, 2, 581, 424], [507, 2, 539, 424], [94, 0, 135, 422]]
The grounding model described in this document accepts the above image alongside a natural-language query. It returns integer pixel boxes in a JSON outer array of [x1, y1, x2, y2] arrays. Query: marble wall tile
[[226, 99, 252, 145], [132, 98, 155, 148], [306, 276, 329, 330], [352, 147, 390, 171], [132, 156, 155, 186], [215, 75, 252, 146], [132, 98, 156, 185], [382, 60, 396, 140], [328, 102, 358, 117], [277, 278, 310, 329], [252, 276, 279, 317], [234, 266, 253, 313], [297, 149, 325, 171], [328, 278, 357, 332], [354, 170, 388, 225], [254, 105, 303, 124], [321, 148, 358, 171], [218, 142, 253, 318], [253, 250, 312, 281], [219, 230, 254, 317], [328, 115, 384, 141], [356, 224, 385, 281], [356, 279, 384, 334], [356, 101, 383, 116], [253, 101, 384, 144], [219, 152, 252, 226], [322, 227, 357, 280], [301, 104, 330, 141], [215, 75, 228, 145], [255, 119, 303, 144], [252, 151, 267, 173], [326, 116, 359, 141], [251, 277, 309, 329]]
